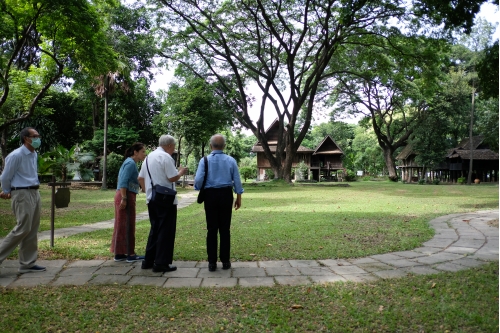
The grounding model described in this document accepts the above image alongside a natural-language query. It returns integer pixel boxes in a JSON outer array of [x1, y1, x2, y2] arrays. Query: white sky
[[149, 3, 499, 135]]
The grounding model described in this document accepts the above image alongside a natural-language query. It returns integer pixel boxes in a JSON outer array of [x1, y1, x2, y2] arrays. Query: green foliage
[[457, 177, 466, 184], [344, 170, 357, 182], [239, 166, 256, 182], [477, 40, 499, 99], [39, 145, 95, 182], [418, 178, 426, 185], [432, 178, 440, 185], [101, 152, 123, 189], [294, 161, 309, 180], [265, 168, 275, 180], [475, 97, 499, 151], [82, 126, 140, 157]]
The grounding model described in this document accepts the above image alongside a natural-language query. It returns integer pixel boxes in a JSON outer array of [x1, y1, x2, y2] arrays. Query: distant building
[[251, 119, 344, 181]]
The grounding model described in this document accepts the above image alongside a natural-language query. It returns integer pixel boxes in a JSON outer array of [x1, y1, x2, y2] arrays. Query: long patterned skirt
[[110, 191, 137, 255]]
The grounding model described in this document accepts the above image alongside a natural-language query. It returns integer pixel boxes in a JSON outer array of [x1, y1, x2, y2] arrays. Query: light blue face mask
[[30, 137, 41, 149]]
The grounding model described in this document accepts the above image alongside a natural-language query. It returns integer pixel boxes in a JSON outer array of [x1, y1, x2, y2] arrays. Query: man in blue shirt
[[194, 134, 243, 271], [0, 127, 45, 274]]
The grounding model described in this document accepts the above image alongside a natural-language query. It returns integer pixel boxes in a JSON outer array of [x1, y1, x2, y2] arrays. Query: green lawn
[[24, 181, 500, 261], [0, 262, 497, 332], [0, 181, 498, 332]]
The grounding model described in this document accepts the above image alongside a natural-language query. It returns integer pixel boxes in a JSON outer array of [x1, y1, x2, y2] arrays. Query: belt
[[11, 186, 39, 191]]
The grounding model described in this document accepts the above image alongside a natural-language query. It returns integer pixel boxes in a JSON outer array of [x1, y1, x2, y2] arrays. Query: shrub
[[457, 177, 466, 184], [265, 168, 275, 180], [344, 170, 357, 181], [418, 178, 426, 185], [101, 152, 124, 189], [432, 178, 440, 185], [294, 161, 309, 180], [240, 166, 257, 182]]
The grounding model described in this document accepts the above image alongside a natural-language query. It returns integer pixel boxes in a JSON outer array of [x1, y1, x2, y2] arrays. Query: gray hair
[[159, 135, 175, 147], [210, 134, 226, 149]]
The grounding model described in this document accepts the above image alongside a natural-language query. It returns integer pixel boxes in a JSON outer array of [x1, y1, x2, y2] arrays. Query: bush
[[418, 178, 426, 185], [344, 170, 357, 182], [240, 166, 257, 182], [294, 161, 309, 180], [457, 177, 466, 184], [101, 152, 124, 189], [265, 168, 275, 180], [432, 178, 440, 185]]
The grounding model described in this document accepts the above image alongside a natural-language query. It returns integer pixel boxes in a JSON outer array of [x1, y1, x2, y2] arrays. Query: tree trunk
[[176, 136, 182, 167], [101, 75, 109, 190], [382, 146, 398, 181]]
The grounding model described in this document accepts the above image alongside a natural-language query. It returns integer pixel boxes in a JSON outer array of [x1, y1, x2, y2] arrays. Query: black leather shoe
[[222, 262, 231, 270], [153, 264, 177, 273], [141, 261, 154, 269], [208, 263, 217, 272]]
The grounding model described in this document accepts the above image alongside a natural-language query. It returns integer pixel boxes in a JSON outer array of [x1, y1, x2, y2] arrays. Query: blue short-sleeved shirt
[[117, 157, 140, 193]]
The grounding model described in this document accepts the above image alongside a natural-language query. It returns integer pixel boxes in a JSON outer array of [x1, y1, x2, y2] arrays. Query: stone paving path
[[0, 191, 497, 288]]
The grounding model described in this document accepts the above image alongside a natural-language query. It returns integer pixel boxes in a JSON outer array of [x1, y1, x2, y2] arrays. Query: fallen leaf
[[378, 305, 384, 312], [249, 253, 256, 256], [291, 304, 303, 309], [431, 282, 436, 288]]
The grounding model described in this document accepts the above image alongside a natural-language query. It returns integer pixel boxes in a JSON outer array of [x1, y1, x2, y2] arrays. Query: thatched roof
[[395, 144, 415, 160], [457, 136, 485, 150], [447, 149, 499, 160]]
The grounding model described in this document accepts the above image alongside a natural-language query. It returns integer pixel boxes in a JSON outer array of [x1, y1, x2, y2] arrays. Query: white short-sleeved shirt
[[139, 147, 178, 204]]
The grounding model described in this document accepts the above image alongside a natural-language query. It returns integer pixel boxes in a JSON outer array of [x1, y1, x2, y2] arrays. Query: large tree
[[0, 0, 115, 162], [152, 0, 487, 181]]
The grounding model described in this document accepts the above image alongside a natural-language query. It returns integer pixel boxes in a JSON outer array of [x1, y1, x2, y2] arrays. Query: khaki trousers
[[0, 189, 41, 268]]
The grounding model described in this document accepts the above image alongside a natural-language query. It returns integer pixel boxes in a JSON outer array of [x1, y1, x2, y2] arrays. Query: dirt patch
[[487, 219, 499, 228]]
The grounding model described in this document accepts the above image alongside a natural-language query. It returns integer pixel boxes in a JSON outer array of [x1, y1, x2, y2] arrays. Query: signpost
[[47, 176, 71, 247]]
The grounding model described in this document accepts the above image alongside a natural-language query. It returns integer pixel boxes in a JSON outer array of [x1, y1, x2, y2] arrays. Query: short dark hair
[[124, 142, 144, 158], [20, 127, 34, 144]]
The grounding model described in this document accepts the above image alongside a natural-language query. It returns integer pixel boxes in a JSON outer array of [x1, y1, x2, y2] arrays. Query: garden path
[[0, 191, 497, 288]]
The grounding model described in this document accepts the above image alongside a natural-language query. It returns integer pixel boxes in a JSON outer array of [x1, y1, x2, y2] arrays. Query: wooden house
[[251, 120, 344, 181], [396, 136, 499, 183]]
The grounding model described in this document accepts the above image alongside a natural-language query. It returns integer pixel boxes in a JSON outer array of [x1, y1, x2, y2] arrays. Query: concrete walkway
[[0, 191, 497, 288]]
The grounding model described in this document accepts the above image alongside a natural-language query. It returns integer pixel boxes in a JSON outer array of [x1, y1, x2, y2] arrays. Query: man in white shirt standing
[[138, 135, 187, 273], [0, 127, 45, 274]]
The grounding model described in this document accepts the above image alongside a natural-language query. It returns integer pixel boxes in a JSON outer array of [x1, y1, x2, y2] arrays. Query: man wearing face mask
[[0, 127, 45, 274]]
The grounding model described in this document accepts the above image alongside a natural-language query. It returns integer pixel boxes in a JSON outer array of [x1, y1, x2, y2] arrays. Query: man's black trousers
[[145, 194, 177, 266], [203, 187, 233, 264]]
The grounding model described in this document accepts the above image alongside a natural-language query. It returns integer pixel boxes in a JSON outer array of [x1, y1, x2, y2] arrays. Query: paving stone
[[232, 268, 266, 277], [128, 266, 166, 276], [414, 252, 464, 265], [265, 267, 301, 276], [318, 259, 353, 267], [444, 247, 477, 254], [8, 276, 54, 288], [164, 278, 202, 288], [201, 277, 237, 288], [309, 275, 346, 284], [100, 260, 134, 267], [59, 267, 99, 276], [37, 259, 67, 268], [452, 239, 485, 248], [66, 260, 105, 268], [382, 259, 419, 268], [422, 239, 454, 248], [389, 251, 426, 259], [452, 257, 485, 268], [329, 265, 368, 275], [342, 274, 378, 282], [470, 253, 499, 261], [239, 277, 275, 287], [0, 277, 16, 287], [127, 276, 167, 287], [357, 262, 395, 272], [18, 267, 60, 278], [51, 275, 93, 286], [275, 276, 311, 286], [95, 266, 133, 275], [433, 262, 468, 272], [1, 260, 22, 268], [231, 262, 259, 268], [174, 261, 198, 268], [412, 247, 442, 255], [369, 253, 403, 262], [348, 257, 379, 265], [288, 260, 319, 267], [0, 267, 20, 278], [88, 275, 131, 285], [373, 270, 408, 279], [158, 268, 200, 278], [403, 265, 440, 275], [297, 267, 334, 276], [197, 268, 231, 278]]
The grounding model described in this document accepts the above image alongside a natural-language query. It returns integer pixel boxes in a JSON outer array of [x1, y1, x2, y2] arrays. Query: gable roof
[[395, 144, 415, 160], [446, 149, 499, 160], [313, 135, 343, 155], [457, 136, 485, 150]]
